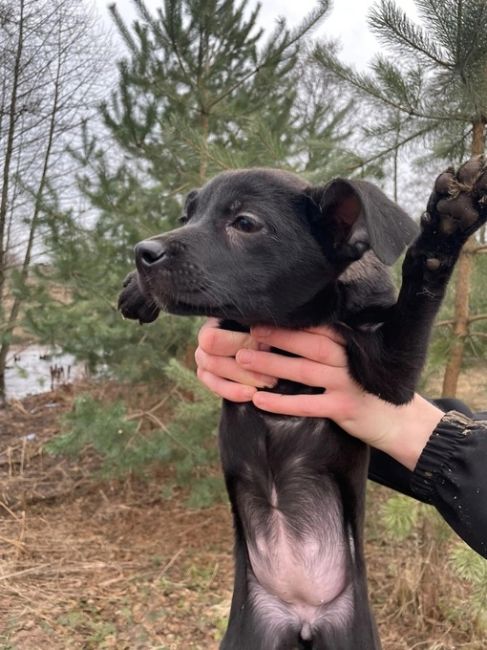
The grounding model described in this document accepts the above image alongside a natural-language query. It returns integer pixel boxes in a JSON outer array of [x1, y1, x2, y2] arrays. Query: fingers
[[197, 368, 257, 402], [236, 348, 345, 389], [252, 390, 337, 418], [195, 320, 347, 405], [198, 318, 259, 356], [195, 346, 276, 388], [250, 326, 347, 367], [302, 325, 346, 345]]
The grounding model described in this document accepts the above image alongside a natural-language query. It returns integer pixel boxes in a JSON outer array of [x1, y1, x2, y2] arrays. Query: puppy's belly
[[240, 472, 353, 636], [248, 574, 353, 644], [226, 408, 362, 638], [247, 484, 348, 611]]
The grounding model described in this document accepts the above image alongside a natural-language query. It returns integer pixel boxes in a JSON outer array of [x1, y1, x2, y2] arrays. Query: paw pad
[[430, 155, 487, 235], [425, 258, 441, 271]]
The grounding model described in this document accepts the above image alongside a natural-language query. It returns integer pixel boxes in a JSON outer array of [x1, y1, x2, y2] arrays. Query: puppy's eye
[[179, 215, 189, 225], [231, 214, 262, 233]]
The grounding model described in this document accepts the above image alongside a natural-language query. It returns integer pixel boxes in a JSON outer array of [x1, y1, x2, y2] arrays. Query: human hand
[[236, 325, 401, 449], [195, 321, 444, 470], [195, 318, 277, 402]]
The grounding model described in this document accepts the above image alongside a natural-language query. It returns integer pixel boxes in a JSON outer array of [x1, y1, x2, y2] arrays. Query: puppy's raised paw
[[427, 155, 487, 239]]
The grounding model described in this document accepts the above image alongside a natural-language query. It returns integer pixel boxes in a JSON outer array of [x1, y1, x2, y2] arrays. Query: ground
[[0, 370, 485, 650]]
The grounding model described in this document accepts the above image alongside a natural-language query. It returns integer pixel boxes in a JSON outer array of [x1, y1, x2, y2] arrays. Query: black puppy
[[119, 159, 487, 650]]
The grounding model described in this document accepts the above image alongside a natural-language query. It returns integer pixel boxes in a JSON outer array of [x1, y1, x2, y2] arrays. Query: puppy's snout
[[135, 239, 166, 267]]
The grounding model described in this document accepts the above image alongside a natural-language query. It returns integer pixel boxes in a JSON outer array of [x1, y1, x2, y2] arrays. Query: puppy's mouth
[[157, 294, 234, 317], [138, 258, 259, 321], [141, 274, 236, 318]]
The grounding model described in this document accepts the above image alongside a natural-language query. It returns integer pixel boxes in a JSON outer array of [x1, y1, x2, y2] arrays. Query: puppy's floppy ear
[[309, 178, 419, 265]]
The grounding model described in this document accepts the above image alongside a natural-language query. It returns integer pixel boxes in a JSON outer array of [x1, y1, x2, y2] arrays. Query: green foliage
[[102, 0, 333, 191], [46, 394, 171, 475], [315, 0, 487, 161], [160, 359, 224, 506], [450, 543, 487, 631], [47, 358, 222, 502], [380, 493, 419, 539], [28, 0, 356, 388], [377, 487, 485, 638]]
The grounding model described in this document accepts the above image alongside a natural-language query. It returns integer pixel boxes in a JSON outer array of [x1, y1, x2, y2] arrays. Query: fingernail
[[253, 392, 267, 406], [237, 349, 253, 365], [252, 327, 272, 338], [243, 388, 257, 400]]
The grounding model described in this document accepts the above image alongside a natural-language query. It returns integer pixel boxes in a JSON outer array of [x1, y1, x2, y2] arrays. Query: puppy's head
[[118, 169, 417, 326]]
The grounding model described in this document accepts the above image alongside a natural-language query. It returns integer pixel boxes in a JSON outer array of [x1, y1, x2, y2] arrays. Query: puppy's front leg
[[346, 156, 487, 404]]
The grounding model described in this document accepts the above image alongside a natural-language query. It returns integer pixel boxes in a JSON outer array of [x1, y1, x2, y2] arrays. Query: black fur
[[118, 159, 487, 650]]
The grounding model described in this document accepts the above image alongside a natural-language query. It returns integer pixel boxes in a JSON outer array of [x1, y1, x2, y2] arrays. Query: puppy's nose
[[135, 239, 166, 266]]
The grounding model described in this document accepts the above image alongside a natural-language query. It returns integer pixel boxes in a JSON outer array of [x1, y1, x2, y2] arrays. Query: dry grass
[[1, 380, 486, 649]]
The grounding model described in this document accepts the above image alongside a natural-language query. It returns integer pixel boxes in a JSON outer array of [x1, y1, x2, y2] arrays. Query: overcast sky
[[94, 0, 420, 69]]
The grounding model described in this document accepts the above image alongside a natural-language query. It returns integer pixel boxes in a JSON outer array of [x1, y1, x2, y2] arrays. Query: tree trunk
[[441, 118, 485, 397], [0, 34, 62, 404], [0, 0, 25, 304]]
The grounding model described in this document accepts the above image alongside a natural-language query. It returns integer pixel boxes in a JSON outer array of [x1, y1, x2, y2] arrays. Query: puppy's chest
[[221, 400, 360, 477]]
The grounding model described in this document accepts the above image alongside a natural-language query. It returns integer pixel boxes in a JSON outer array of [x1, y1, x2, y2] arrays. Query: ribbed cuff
[[410, 410, 473, 502]]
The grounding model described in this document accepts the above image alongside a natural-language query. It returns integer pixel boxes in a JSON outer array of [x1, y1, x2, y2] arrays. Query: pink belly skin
[[248, 576, 354, 646], [245, 482, 353, 641]]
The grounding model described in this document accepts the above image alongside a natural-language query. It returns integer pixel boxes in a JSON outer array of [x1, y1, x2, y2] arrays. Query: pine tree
[[104, 0, 330, 191], [29, 0, 361, 383], [26, 0, 366, 493], [314, 0, 487, 396]]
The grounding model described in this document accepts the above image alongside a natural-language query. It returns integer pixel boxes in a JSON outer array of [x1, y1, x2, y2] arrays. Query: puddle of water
[[6, 345, 85, 400]]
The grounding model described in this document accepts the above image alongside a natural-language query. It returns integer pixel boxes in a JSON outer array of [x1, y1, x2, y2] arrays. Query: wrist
[[376, 395, 444, 471]]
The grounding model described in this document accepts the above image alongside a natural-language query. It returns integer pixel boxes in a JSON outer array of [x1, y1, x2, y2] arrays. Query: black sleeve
[[368, 410, 487, 559]]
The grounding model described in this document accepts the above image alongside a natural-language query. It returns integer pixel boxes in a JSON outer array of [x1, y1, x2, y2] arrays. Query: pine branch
[[435, 314, 487, 327], [368, 0, 452, 69], [459, 1, 487, 72], [346, 123, 434, 173], [468, 314, 487, 324], [207, 0, 330, 111], [108, 3, 138, 53], [416, 0, 452, 50], [159, 1, 195, 88], [313, 45, 465, 123], [435, 319, 454, 327]]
